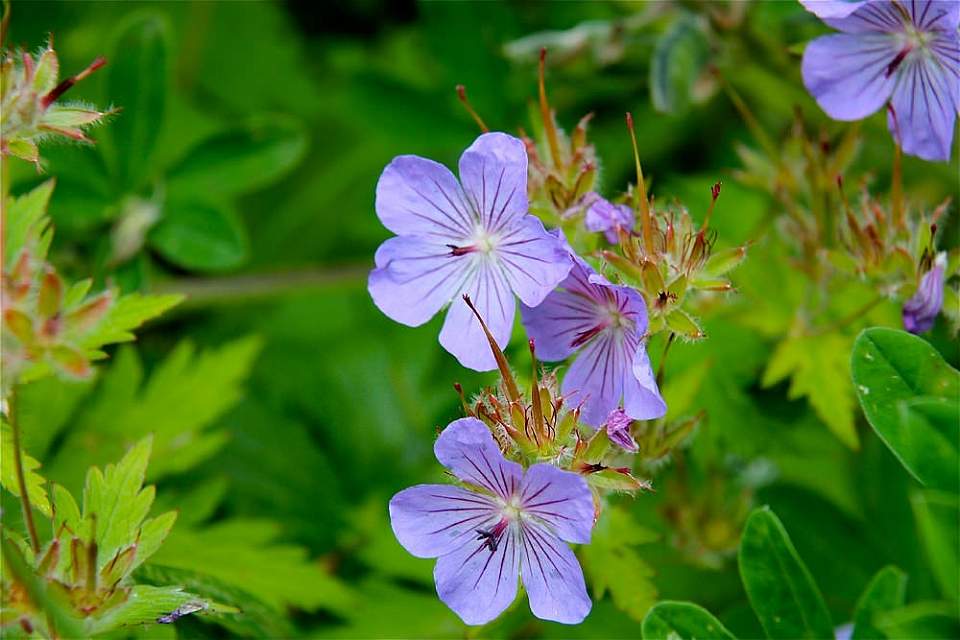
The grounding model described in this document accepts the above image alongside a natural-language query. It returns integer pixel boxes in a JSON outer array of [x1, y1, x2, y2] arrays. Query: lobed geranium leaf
[[851, 328, 960, 490], [580, 506, 659, 621], [738, 507, 833, 639], [641, 601, 737, 640], [87, 585, 218, 635], [77, 292, 183, 352], [3, 180, 55, 267], [851, 566, 907, 640], [0, 419, 52, 517], [763, 333, 858, 449]]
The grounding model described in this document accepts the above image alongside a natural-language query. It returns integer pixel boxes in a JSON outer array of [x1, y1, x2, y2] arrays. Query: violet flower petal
[[458, 132, 529, 234], [585, 195, 634, 244], [519, 463, 594, 544], [625, 346, 669, 420], [389, 484, 499, 558], [604, 408, 639, 453], [799, 0, 873, 20], [519, 522, 592, 624], [495, 215, 573, 308], [434, 526, 520, 625], [887, 46, 959, 162], [438, 269, 515, 372], [434, 418, 523, 499], [801, 33, 898, 120], [903, 255, 946, 333]]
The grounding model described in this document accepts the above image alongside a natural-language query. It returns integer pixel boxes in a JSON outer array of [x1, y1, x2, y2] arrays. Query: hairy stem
[[9, 387, 41, 554]]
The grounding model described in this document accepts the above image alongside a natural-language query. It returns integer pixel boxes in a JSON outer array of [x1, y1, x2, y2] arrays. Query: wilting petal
[[903, 254, 946, 333], [439, 266, 515, 371], [888, 51, 959, 161], [563, 332, 629, 427], [369, 236, 471, 326], [802, 33, 898, 120], [519, 464, 594, 544], [458, 132, 528, 233], [390, 484, 499, 559], [799, 0, 872, 20], [623, 345, 668, 421], [585, 196, 634, 243], [434, 418, 522, 499], [495, 216, 572, 308], [434, 526, 520, 625], [376, 155, 476, 241], [519, 522, 591, 624]]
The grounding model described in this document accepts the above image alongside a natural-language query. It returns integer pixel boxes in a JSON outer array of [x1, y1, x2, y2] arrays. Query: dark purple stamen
[[886, 47, 912, 77], [447, 244, 477, 256]]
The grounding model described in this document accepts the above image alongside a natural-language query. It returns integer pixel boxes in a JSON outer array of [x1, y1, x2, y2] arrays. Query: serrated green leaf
[[851, 327, 960, 488], [764, 333, 858, 448], [0, 419, 51, 517], [738, 507, 833, 639], [642, 601, 737, 640], [78, 292, 183, 351], [911, 490, 959, 603], [580, 506, 659, 621], [105, 13, 168, 189], [851, 566, 907, 640], [168, 116, 308, 197], [151, 518, 355, 615], [149, 200, 248, 272], [4, 180, 54, 268], [87, 585, 210, 634]]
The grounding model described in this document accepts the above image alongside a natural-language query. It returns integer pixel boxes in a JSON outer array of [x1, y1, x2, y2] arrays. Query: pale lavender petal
[[623, 345, 668, 421], [494, 216, 572, 308], [888, 50, 959, 161], [434, 418, 522, 499], [375, 155, 476, 241], [520, 257, 606, 362], [519, 464, 594, 544], [458, 132, 528, 233], [799, 0, 873, 20], [389, 484, 499, 558], [368, 236, 471, 326], [912, 0, 960, 30], [801, 33, 898, 120], [519, 522, 591, 624], [585, 196, 634, 244], [438, 266, 515, 371], [903, 254, 946, 332], [562, 332, 628, 427], [821, 1, 906, 32], [604, 408, 639, 453]]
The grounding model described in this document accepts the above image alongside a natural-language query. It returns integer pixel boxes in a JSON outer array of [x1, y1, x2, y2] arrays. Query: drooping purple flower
[[369, 133, 572, 371], [520, 253, 667, 427], [604, 408, 639, 453], [585, 193, 634, 243], [800, 0, 960, 161], [389, 417, 594, 625], [903, 252, 946, 332]]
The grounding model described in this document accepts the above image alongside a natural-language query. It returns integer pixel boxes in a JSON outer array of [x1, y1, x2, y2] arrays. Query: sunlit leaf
[[642, 601, 737, 640]]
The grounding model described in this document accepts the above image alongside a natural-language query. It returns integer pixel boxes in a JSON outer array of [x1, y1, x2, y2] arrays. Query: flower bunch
[[369, 50, 748, 626]]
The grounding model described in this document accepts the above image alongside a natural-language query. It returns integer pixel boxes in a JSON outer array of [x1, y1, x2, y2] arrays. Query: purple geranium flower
[[585, 193, 634, 243], [800, 0, 960, 161], [604, 408, 639, 452], [903, 252, 946, 332], [389, 417, 594, 625], [369, 132, 572, 371], [520, 253, 667, 427]]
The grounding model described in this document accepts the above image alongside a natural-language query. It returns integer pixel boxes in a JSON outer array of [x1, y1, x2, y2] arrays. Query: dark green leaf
[[105, 13, 169, 189], [851, 566, 907, 640], [650, 14, 710, 115], [738, 506, 834, 639], [874, 602, 960, 639], [851, 328, 960, 490], [168, 117, 308, 198], [149, 200, 248, 271], [911, 490, 959, 602], [642, 601, 737, 640]]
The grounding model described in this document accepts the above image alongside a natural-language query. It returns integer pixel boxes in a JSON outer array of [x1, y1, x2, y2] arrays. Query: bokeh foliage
[[3, 1, 958, 638]]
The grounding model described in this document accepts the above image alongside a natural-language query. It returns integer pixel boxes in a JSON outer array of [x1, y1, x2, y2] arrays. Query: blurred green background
[[5, 1, 958, 638]]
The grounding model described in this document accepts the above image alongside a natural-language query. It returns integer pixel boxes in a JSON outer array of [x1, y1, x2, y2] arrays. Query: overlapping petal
[[563, 331, 635, 427], [434, 526, 520, 625], [624, 346, 669, 420], [519, 464, 594, 544], [494, 216, 572, 308], [434, 418, 523, 499], [801, 33, 899, 120], [389, 484, 499, 558], [519, 522, 592, 624], [439, 267, 515, 372], [368, 236, 471, 326], [458, 132, 529, 233], [585, 195, 634, 243], [799, 0, 872, 20]]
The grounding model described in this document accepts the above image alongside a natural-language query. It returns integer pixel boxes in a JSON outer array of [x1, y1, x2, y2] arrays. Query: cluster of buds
[[1, 42, 108, 167], [457, 294, 660, 507], [596, 115, 747, 342], [2, 248, 114, 392]]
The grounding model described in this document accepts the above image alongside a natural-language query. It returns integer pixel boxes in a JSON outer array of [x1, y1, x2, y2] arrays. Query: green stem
[[9, 387, 41, 554], [656, 332, 676, 388]]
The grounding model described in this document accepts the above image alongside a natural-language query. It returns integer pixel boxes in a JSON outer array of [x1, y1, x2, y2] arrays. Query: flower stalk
[[8, 386, 41, 554]]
